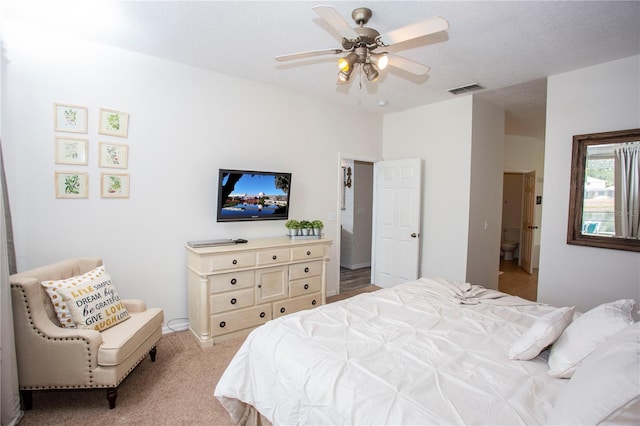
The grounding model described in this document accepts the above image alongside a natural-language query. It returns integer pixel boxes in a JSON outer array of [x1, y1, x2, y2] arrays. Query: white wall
[[538, 56, 640, 312], [340, 160, 354, 268], [466, 97, 504, 289], [383, 97, 473, 282], [1, 24, 382, 328]]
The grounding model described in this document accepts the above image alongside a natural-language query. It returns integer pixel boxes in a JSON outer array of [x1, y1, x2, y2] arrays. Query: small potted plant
[[300, 220, 313, 236], [285, 219, 300, 237], [311, 220, 324, 236]]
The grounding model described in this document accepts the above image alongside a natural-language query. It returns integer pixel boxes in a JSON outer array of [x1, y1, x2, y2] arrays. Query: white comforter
[[215, 278, 569, 425]]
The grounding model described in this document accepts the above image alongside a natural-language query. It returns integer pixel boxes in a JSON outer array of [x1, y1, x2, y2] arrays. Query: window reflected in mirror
[[568, 128, 640, 252]]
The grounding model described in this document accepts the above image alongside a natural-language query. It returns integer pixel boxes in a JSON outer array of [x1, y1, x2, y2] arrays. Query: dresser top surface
[[185, 236, 332, 254]]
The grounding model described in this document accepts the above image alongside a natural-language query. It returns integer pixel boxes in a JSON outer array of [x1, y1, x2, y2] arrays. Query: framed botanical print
[[98, 108, 129, 138], [55, 137, 88, 165], [98, 142, 128, 169], [100, 173, 130, 198], [54, 103, 88, 134], [55, 171, 89, 198]]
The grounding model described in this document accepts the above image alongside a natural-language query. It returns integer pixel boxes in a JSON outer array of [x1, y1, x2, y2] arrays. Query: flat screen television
[[216, 169, 291, 222]]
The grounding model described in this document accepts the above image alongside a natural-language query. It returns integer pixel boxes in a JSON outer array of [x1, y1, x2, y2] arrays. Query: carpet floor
[[18, 331, 242, 425]]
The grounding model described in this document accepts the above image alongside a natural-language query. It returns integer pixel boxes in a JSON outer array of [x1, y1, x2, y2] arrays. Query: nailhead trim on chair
[[14, 283, 161, 392], [12, 284, 94, 389]]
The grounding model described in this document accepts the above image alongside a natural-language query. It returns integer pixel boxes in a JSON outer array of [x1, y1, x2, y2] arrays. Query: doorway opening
[[499, 171, 539, 301], [339, 159, 374, 293]]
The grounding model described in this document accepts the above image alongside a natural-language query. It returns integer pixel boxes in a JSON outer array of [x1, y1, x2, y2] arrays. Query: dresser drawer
[[210, 271, 254, 293], [290, 275, 322, 297], [273, 293, 321, 319], [291, 245, 324, 261], [206, 252, 256, 272], [289, 261, 322, 280], [211, 305, 272, 337], [257, 248, 291, 266], [210, 288, 254, 313]]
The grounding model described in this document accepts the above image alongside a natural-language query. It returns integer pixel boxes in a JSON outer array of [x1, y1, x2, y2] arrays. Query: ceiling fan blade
[[377, 16, 449, 46], [312, 5, 359, 40], [275, 48, 343, 62], [387, 54, 431, 75]]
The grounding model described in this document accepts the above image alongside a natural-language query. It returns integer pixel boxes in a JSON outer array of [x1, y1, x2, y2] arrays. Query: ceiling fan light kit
[[275, 5, 449, 86]]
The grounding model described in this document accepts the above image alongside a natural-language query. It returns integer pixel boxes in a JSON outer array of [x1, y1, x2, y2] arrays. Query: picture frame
[[55, 171, 89, 198], [100, 173, 130, 198], [98, 141, 129, 169], [55, 137, 88, 165], [54, 103, 88, 134], [98, 108, 129, 138]]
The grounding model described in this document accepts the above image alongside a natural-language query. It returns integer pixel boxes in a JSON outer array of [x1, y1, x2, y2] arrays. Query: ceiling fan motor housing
[[352, 7, 372, 25]]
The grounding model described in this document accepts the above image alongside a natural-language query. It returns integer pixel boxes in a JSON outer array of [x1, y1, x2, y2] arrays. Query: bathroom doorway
[[500, 171, 538, 274]]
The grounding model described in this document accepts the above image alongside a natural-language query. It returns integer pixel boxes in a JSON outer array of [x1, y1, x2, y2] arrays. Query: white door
[[520, 171, 536, 274], [373, 158, 422, 288]]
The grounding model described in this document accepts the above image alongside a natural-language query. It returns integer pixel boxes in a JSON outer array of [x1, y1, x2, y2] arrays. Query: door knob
[[411, 233, 419, 238]]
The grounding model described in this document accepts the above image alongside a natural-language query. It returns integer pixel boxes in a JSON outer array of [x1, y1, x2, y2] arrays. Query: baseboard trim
[[340, 262, 371, 270], [162, 318, 189, 335]]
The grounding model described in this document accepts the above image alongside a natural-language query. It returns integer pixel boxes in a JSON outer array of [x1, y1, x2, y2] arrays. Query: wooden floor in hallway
[[498, 258, 538, 301]]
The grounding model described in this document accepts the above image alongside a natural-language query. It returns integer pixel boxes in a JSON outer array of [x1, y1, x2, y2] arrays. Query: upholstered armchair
[[9, 257, 164, 409]]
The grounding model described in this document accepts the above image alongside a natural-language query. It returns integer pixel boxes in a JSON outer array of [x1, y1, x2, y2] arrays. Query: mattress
[[215, 278, 570, 425]]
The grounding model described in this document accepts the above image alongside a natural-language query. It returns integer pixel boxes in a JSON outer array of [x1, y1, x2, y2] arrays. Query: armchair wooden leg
[[21, 390, 33, 410], [107, 387, 117, 409], [150, 346, 157, 362]]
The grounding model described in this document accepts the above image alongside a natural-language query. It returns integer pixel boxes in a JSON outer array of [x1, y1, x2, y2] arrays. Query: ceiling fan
[[275, 5, 449, 85]]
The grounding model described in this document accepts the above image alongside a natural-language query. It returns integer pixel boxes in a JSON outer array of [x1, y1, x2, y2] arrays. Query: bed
[[215, 278, 640, 425]]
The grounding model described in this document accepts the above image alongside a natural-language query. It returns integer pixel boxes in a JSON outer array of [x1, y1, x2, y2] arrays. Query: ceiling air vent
[[447, 83, 484, 95]]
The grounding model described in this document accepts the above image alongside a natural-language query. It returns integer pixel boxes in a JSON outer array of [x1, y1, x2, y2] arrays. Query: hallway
[[498, 259, 538, 301]]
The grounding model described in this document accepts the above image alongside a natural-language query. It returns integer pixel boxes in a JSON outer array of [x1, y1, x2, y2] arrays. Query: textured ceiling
[[3, 1, 640, 140]]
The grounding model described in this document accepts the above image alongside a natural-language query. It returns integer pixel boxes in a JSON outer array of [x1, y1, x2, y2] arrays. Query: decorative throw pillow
[[57, 273, 130, 331], [546, 322, 639, 425], [509, 306, 575, 360], [41, 265, 107, 328], [548, 299, 635, 378]]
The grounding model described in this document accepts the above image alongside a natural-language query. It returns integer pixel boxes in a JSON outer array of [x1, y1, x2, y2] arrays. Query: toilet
[[501, 228, 520, 261]]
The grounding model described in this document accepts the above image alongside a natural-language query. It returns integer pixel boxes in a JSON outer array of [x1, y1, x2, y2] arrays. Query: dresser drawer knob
[[304, 267, 309, 273], [306, 250, 311, 256], [232, 259, 238, 265], [219, 321, 226, 328], [230, 278, 237, 285], [272, 255, 277, 260], [260, 312, 266, 318], [304, 284, 309, 290], [280, 307, 286, 313], [312, 300, 317, 306], [230, 298, 237, 305]]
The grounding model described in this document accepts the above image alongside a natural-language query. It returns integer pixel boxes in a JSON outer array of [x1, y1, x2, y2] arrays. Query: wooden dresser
[[186, 237, 332, 347]]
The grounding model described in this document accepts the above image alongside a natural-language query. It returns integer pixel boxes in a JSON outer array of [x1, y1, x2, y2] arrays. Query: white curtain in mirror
[[614, 145, 640, 238]]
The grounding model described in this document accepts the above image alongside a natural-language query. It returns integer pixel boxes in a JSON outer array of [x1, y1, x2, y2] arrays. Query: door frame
[[502, 170, 538, 274], [336, 153, 380, 294]]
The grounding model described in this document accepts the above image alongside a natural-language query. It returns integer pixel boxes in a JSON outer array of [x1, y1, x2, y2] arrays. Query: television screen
[[216, 169, 291, 222]]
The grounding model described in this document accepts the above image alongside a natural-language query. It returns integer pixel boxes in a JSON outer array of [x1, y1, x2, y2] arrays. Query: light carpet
[[18, 330, 241, 425]]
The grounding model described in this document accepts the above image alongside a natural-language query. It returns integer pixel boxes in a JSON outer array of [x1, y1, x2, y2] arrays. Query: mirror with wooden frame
[[567, 128, 640, 251]]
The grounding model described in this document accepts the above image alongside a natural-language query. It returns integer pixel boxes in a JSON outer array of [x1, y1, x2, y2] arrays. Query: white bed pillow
[[509, 306, 575, 360], [548, 299, 635, 378], [547, 322, 639, 425]]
